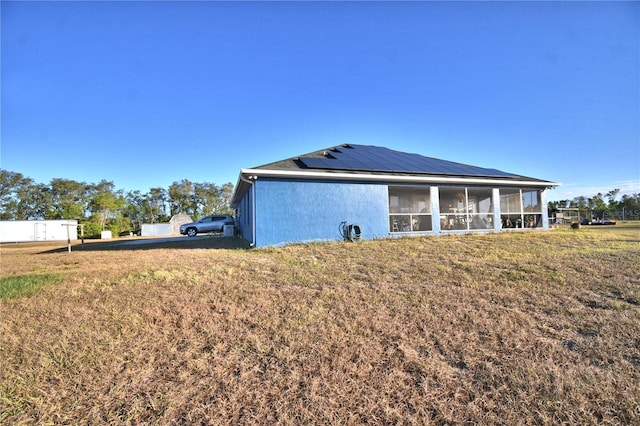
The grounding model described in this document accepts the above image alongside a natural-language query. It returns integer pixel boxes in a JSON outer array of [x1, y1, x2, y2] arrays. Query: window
[[388, 186, 432, 232], [499, 188, 543, 228], [439, 187, 494, 231]]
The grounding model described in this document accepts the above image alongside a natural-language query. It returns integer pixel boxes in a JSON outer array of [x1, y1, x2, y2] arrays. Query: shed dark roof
[[255, 144, 529, 180]]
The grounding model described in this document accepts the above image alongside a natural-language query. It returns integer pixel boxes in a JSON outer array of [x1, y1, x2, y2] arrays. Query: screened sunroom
[[388, 185, 546, 234]]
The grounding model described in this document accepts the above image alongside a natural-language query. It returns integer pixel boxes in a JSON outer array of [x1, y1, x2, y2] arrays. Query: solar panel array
[[299, 144, 518, 178]]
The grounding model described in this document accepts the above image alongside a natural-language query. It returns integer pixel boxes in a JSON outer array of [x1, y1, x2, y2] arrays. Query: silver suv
[[179, 214, 235, 237]]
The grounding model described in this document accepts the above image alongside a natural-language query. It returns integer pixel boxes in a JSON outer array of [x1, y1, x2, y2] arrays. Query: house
[[231, 144, 559, 247]]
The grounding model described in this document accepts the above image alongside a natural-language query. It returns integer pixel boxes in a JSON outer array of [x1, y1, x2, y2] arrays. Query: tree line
[[0, 169, 234, 238], [2, 168, 638, 236], [547, 189, 640, 220]]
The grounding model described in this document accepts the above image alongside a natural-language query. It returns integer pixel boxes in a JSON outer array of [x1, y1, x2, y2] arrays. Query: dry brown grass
[[1, 225, 639, 424]]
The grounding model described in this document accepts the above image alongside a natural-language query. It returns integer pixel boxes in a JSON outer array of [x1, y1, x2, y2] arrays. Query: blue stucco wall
[[236, 184, 254, 244], [253, 179, 389, 247]]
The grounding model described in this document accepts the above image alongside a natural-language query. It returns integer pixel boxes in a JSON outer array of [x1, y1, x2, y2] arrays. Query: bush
[[81, 221, 102, 239]]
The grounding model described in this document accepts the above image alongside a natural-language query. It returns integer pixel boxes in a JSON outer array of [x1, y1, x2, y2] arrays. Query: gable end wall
[[254, 179, 389, 247]]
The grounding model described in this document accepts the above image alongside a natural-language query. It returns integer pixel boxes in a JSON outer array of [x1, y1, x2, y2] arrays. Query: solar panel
[[300, 158, 332, 169], [298, 144, 519, 178]]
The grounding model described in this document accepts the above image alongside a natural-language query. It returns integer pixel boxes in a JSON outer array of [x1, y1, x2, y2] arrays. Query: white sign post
[[61, 223, 75, 252]]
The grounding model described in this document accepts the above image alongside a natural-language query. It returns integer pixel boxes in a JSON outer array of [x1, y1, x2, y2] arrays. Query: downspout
[[239, 174, 257, 247]]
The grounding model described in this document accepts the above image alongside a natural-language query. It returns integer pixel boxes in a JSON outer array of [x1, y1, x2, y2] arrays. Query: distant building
[[170, 213, 192, 235], [0, 220, 78, 243], [231, 144, 559, 247], [140, 223, 171, 237], [140, 214, 192, 236]]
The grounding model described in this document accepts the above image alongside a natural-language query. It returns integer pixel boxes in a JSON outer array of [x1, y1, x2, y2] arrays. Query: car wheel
[[186, 228, 197, 237]]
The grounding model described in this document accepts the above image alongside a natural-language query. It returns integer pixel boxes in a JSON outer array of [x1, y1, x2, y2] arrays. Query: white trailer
[[0, 220, 78, 243]]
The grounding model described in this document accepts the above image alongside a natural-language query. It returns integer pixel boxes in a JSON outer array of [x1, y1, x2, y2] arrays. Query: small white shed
[[170, 213, 192, 235]]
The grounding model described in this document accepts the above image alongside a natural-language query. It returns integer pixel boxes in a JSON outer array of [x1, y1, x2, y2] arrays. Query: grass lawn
[[1, 224, 639, 424]]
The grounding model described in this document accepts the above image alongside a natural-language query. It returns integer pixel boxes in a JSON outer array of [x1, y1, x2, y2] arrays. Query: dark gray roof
[[233, 144, 558, 207], [255, 144, 537, 180]]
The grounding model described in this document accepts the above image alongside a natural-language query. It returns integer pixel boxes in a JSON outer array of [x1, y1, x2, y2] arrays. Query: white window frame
[[388, 186, 433, 233], [499, 188, 544, 229], [438, 186, 495, 232]]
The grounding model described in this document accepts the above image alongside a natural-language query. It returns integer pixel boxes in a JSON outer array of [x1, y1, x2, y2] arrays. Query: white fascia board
[[231, 171, 254, 207], [240, 168, 560, 188]]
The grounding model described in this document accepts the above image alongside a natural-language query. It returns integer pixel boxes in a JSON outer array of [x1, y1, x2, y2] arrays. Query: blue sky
[[1, 1, 638, 202]]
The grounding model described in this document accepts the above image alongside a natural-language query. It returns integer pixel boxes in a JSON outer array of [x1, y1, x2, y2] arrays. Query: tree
[[606, 189, 620, 209], [47, 178, 89, 219], [547, 199, 572, 213], [88, 180, 124, 231], [219, 182, 234, 214], [194, 182, 222, 216], [0, 170, 43, 220], [571, 196, 588, 209], [619, 193, 640, 214], [148, 187, 169, 222], [0, 170, 24, 216], [588, 193, 607, 211], [15, 183, 51, 220], [169, 179, 195, 216], [124, 188, 169, 229], [124, 190, 145, 231], [0, 170, 33, 220]]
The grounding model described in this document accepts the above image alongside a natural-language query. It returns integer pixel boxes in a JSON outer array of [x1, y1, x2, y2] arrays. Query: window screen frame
[[388, 185, 433, 233]]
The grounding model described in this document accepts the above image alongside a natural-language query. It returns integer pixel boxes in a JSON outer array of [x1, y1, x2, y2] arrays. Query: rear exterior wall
[[253, 179, 389, 247]]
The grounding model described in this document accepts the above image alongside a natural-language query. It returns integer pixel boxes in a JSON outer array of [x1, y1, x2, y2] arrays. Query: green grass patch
[[0, 273, 61, 299]]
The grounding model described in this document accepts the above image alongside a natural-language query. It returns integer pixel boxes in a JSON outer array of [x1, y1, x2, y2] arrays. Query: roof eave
[[238, 168, 560, 188], [230, 172, 254, 208]]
